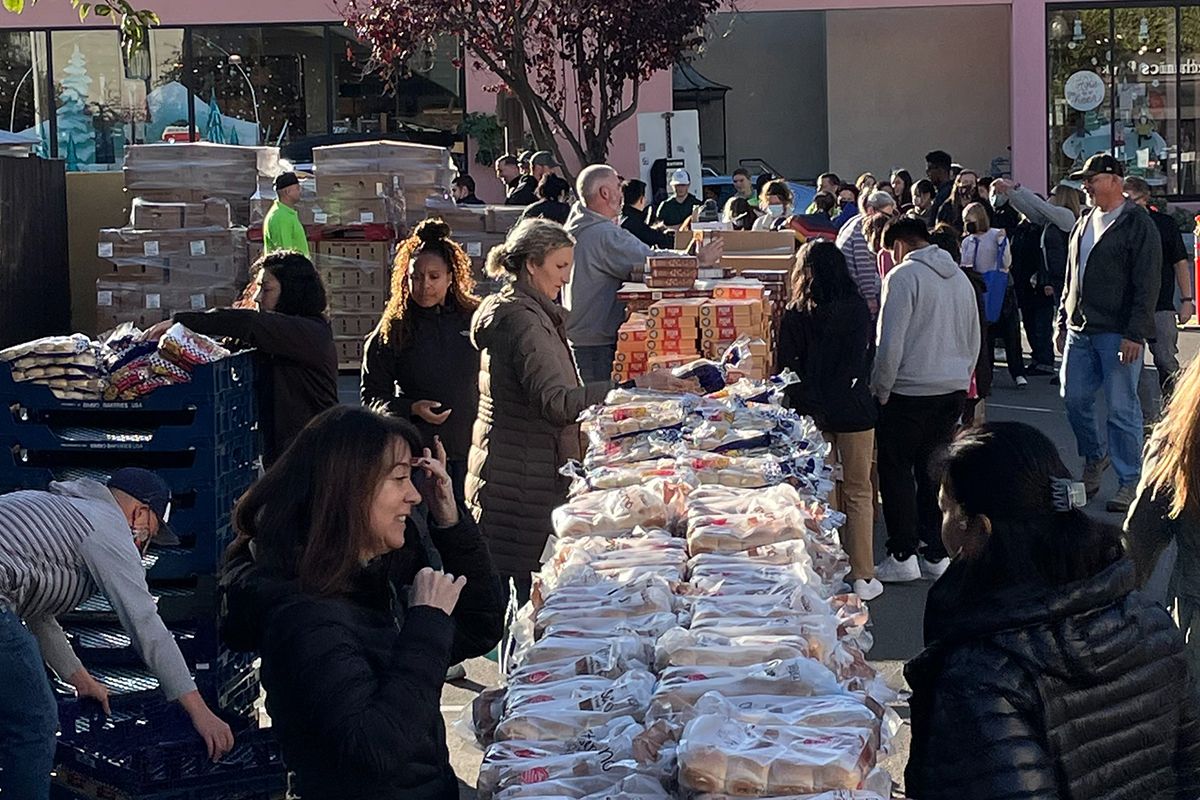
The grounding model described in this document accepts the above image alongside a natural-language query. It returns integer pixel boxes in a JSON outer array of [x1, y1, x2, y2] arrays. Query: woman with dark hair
[[152, 250, 338, 465], [906, 421, 1200, 800], [519, 174, 572, 225], [752, 179, 794, 231], [470, 219, 686, 603], [935, 169, 994, 233], [362, 219, 480, 501], [777, 241, 881, 601], [727, 197, 758, 231], [891, 169, 914, 209], [219, 405, 503, 800]]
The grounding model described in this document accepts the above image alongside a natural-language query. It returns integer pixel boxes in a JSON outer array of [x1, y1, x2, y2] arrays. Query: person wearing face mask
[[564, 165, 723, 382], [0, 468, 235, 798], [905, 421, 1200, 800], [752, 179, 794, 231], [218, 406, 503, 800], [907, 179, 937, 229], [361, 219, 481, 503], [832, 184, 861, 229], [469, 219, 695, 603], [936, 169, 994, 233], [146, 251, 339, 466]]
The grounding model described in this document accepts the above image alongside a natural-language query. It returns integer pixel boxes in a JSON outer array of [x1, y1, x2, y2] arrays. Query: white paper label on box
[[190, 240, 207, 256], [313, 211, 328, 224], [190, 293, 207, 310], [145, 293, 162, 310], [466, 241, 482, 257], [96, 290, 113, 307], [360, 211, 375, 223], [375, 182, 384, 196], [144, 241, 160, 257], [97, 242, 114, 258]]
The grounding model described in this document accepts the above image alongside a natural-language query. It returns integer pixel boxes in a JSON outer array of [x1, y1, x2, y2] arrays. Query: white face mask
[[768, 204, 785, 217]]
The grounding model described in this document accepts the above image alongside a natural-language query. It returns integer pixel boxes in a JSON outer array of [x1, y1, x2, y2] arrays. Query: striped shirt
[[836, 213, 882, 311], [0, 480, 196, 699]]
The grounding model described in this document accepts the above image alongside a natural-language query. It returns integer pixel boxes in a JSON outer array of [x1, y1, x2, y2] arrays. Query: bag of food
[[654, 627, 821, 670], [551, 486, 672, 538], [648, 658, 844, 724]]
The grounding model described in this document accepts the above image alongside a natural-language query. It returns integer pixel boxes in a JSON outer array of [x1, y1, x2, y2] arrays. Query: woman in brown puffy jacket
[[467, 219, 680, 604]]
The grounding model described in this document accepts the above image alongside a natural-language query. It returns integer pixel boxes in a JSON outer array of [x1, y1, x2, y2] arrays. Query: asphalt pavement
[[336, 331, 1199, 797]]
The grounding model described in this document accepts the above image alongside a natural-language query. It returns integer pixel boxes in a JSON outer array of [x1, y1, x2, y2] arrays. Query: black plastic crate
[[63, 578, 218, 625], [54, 698, 284, 798], [144, 522, 240, 581], [2, 350, 256, 416]]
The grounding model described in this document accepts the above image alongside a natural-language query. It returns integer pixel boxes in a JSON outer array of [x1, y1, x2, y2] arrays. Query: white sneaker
[[874, 555, 921, 583], [920, 556, 950, 579], [853, 578, 884, 601], [1015, 376, 1028, 388]]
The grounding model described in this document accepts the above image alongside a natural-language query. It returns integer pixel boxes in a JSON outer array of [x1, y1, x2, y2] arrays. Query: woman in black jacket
[[777, 241, 880, 601], [219, 405, 503, 800], [361, 219, 481, 501], [147, 250, 339, 466], [906, 421, 1200, 800]]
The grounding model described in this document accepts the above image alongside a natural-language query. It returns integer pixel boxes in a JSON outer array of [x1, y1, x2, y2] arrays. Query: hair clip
[[1051, 478, 1087, 512]]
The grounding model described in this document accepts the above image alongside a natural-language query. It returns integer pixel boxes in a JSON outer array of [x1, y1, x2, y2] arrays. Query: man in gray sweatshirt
[[563, 164, 722, 382], [0, 469, 233, 797], [872, 217, 980, 585]]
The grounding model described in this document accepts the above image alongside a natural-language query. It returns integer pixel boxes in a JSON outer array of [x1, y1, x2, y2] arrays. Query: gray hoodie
[[872, 244, 981, 403], [0, 479, 196, 699], [563, 202, 685, 347]]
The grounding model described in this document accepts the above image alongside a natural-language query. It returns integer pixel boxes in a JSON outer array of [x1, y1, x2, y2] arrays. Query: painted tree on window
[[343, 0, 723, 172], [57, 44, 96, 165]]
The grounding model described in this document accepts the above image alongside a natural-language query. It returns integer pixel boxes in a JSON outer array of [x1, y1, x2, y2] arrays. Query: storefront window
[[188, 26, 328, 147], [46, 28, 183, 170], [1048, 8, 1113, 188], [1178, 8, 1200, 194], [1113, 8, 1176, 192], [0, 31, 49, 152], [331, 28, 461, 144]]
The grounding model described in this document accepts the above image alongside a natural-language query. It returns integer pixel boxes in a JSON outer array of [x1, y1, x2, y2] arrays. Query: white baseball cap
[[670, 169, 691, 186]]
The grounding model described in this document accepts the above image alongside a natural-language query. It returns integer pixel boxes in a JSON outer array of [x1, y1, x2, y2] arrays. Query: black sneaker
[[1083, 455, 1111, 500], [1026, 363, 1056, 377]]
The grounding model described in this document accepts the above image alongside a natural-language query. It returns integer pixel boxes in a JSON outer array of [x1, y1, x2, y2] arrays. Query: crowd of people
[[6, 143, 1200, 800]]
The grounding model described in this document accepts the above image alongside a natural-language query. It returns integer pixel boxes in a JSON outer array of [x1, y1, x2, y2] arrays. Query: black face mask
[[965, 221, 980, 235]]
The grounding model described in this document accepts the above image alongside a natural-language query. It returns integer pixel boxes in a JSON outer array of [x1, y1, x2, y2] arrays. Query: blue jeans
[[571, 344, 617, 384], [1061, 331, 1144, 487], [0, 608, 58, 799]]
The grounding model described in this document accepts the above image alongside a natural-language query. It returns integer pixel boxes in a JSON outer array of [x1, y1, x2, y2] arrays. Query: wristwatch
[[1182, 297, 1194, 303]]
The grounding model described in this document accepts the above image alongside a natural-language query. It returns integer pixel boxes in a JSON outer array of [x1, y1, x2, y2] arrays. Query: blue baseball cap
[[107, 468, 180, 545]]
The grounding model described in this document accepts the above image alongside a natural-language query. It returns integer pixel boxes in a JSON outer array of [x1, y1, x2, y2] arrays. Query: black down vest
[[905, 558, 1200, 800]]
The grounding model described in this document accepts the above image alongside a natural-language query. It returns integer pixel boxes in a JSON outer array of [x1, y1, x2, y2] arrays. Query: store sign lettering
[[1065, 70, 1106, 111], [1134, 57, 1200, 76]]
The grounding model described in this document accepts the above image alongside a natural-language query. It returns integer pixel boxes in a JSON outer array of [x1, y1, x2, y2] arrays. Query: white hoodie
[[872, 244, 981, 403]]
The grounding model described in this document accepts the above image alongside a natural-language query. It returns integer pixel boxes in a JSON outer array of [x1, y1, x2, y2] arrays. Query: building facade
[[0, 0, 1188, 198]]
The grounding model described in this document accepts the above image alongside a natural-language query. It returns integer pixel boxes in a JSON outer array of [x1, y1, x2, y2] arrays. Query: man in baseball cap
[[0, 470, 234, 795], [649, 167, 702, 228], [530, 150, 560, 183], [1068, 153, 1123, 181]]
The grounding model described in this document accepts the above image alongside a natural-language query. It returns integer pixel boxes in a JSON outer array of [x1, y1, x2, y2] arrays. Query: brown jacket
[[466, 280, 609, 579]]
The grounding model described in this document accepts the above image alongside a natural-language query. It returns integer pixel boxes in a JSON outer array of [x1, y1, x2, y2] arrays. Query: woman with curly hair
[[362, 219, 481, 502]]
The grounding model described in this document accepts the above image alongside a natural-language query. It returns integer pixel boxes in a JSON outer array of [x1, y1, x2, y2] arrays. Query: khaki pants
[[824, 429, 876, 581]]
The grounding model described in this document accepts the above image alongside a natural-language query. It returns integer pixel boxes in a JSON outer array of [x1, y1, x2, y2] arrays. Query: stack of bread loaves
[[467, 373, 897, 799]]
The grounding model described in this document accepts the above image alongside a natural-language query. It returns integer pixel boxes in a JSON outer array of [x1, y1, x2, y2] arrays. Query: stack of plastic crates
[[0, 352, 286, 798]]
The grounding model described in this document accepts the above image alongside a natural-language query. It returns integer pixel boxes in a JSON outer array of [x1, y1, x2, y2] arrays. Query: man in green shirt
[[262, 172, 310, 257]]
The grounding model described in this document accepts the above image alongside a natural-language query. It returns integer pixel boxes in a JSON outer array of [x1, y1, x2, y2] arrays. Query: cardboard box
[[328, 290, 386, 313], [615, 350, 649, 364], [331, 313, 381, 338], [648, 353, 698, 370], [648, 297, 708, 318], [315, 172, 404, 202], [335, 337, 365, 367], [95, 281, 239, 329], [712, 281, 767, 301], [647, 326, 694, 342], [719, 254, 794, 273], [618, 327, 649, 343], [320, 266, 388, 291], [317, 241, 394, 267], [678, 229, 795, 255], [645, 314, 701, 331], [429, 206, 489, 234]]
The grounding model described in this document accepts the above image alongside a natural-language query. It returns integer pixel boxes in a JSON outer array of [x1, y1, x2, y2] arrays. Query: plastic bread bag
[[504, 670, 658, 718], [157, 323, 231, 369], [550, 549, 688, 586], [550, 485, 671, 539], [493, 773, 668, 800], [647, 658, 845, 725], [546, 562, 686, 595], [506, 650, 639, 687], [479, 743, 634, 797], [604, 386, 701, 407], [677, 717, 876, 797], [539, 610, 679, 644], [687, 615, 840, 660], [654, 627, 821, 670], [670, 357, 728, 394], [0, 333, 95, 362], [688, 559, 820, 588], [686, 508, 809, 555], [687, 541, 815, 575], [684, 419, 774, 454], [517, 633, 652, 672], [687, 584, 830, 623], [582, 428, 686, 470], [686, 482, 805, 516], [694, 790, 888, 800], [704, 369, 799, 405], [536, 583, 679, 635], [691, 693, 890, 747], [535, 560, 682, 603], [494, 706, 645, 744], [561, 459, 698, 498], [677, 451, 786, 488], [578, 398, 695, 442]]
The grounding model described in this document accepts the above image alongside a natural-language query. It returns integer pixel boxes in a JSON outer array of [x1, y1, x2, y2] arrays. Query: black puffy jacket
[[905, 557, 1200, 800], [219, 507, 504, 800]]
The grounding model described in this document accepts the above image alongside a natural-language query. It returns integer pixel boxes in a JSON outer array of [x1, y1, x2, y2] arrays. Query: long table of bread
[[463, 369, 899, 799]]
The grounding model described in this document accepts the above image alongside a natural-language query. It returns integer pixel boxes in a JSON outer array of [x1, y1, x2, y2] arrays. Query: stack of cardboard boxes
[[646, 298, 704, 370], [311, 241, 395, 370], [676, 229, 795, 274], [612, 314, 649, 383], [123, 143, 278, 226], [314, 141, 455, 229], [421, 205, 518, 286], [645, 255, 699, 289], [95, 197, 248, 332]]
